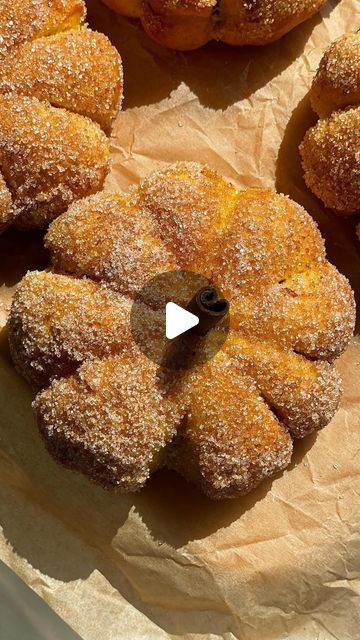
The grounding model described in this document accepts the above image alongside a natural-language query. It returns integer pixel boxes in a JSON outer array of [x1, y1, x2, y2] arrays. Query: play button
[[130, 270, 230, 370], [165, 302, 199, 339]]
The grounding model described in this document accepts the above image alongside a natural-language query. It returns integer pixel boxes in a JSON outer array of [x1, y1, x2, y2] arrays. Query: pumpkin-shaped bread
[[0, 0, 123, 233], [300, 32, 360, 215], [8, 163, 355, 499], [101, 0, 326, 50]]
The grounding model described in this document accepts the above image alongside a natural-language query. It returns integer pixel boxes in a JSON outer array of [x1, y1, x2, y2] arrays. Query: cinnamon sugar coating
[[168, 353, 293, 499], [301, 33, 360, 215], [102, 0, 326, 50], [0, 95, 110, 230], [310, 33, 360, 118], [9, 271, 132, 388], [230, 260, 355, 361], [0, 0, 122, 232], [9, 163, 355, 499], [0, 0, 86, 58], [0, 30, 123, 133], [300, 107, 360, 215], [45, 192, 176, 298], [34, 351, 182, 492]]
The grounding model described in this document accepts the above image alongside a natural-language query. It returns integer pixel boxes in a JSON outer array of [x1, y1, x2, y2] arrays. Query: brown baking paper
[[0, 1, 360, 638]]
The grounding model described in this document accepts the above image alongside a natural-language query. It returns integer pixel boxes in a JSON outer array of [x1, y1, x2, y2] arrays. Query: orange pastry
[[310, 33, 360, 118], [8, 163, 355, 499], [300, 33, 360, 215], [101, 0, 327, 50], [0, 0, 123, 232]]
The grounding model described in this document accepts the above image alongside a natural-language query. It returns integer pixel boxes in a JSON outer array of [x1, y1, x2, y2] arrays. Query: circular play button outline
[[130, 269, 230, 370]]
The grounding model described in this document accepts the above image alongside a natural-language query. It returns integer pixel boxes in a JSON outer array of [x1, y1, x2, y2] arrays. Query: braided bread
[[300, 33, 360, 215], [101, 0, 326, 50], [8, 163, 355, 499], [0, 0, 123, 233]]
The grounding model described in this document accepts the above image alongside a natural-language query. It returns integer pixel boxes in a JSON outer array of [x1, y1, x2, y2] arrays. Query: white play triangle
[[165, 302, 199, 340]]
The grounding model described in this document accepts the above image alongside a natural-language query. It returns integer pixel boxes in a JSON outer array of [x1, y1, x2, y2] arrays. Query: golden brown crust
[[0, 0, 122, 233], [102, 0, 326, 50], [139, 162, 238, 269], [224, 335, 342, 438], [0, 0, 86, 58], [301, 33, 360, 214], [141, 1, 215, 50], [9, 163, 355, 498], [310, 33, 360, 118], [216, 0, 326, 46], [300, 107, 360, 215], [230, 261, 356, 361], [0, 30, 123, 133], [34, 352, 182, 492], [8, 271, 132, 388], [202, 187, 325, 296], [0, 95, 109, 229], [167, 354, 293, 499], [45, 192, 177, 297]]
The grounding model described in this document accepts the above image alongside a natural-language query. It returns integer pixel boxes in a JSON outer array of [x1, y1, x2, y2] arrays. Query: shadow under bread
[[86, 0, 330, 111]]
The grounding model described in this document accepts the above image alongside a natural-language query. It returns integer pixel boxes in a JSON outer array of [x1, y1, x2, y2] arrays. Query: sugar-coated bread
[[310, 33, 360, 118], [301, 33, 360, 215], [9, 271, 133, 388], [8, 163, 355, 499], [0, 95, 110, 230], [34, 351, 182, 492], [300, 106, 360, 214], [0, 0, 86, 58], [102, 0, 326, 50], [0, 30, 123, 133], [0, 0, 123, 233], [45, 192, 177, 297], [167, 351, 293, 499]]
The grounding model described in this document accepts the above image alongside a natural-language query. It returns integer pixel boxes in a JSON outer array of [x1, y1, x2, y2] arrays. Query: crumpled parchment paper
[[0, 1, 359, 638]]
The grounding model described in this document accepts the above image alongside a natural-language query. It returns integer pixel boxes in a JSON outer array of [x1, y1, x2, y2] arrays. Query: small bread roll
[[310, 33, 360, 118], [300, 106, 360, 214], [0, 0, 123, 234], [0, 30, 123, 133], [102, 0, 326, 50], [0, 95, 109, 229]]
